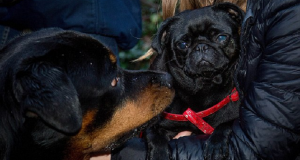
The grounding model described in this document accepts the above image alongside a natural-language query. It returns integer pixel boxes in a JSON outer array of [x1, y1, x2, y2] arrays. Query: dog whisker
[[163, 58, 176, 66]]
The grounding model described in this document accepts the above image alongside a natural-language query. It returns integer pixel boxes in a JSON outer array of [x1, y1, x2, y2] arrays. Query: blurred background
[[119, 0, 163, 70]]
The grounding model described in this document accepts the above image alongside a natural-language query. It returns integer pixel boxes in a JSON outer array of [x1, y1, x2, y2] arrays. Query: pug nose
[[196, 44, 209, 52]]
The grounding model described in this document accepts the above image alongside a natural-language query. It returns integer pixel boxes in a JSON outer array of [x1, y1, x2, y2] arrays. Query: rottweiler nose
[[196, 44, 209, 52], [151, 72, 173, 89]]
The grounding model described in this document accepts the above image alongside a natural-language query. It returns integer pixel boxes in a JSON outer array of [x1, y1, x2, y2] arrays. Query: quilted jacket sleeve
[[0, 0, 141, 50], [229, 0, 300, 159]]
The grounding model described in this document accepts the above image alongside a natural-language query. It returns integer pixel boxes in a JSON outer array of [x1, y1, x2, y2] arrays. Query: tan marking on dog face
[[108, 51, 117, 64], [65, 84, 174, 160], [88, 84, 174, 152], [64, 110, 98, 160]]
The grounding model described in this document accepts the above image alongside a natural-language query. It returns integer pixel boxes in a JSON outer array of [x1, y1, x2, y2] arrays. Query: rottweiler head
[[0, 28, 174, 160]]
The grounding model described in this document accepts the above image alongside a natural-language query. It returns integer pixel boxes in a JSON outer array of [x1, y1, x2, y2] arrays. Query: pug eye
[[177, 41, 188, 50], [216, 35, 228, 43]]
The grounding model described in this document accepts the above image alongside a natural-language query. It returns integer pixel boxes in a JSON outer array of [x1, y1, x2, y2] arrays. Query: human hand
[[173, 131, 192, 139], [89, 131, 192, 160], [90, 152, 111, 160]]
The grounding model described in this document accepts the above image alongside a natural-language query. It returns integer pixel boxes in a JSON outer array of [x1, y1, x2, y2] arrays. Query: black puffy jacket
[[113, 0, 300, 159], [230, 0, 300, 159]]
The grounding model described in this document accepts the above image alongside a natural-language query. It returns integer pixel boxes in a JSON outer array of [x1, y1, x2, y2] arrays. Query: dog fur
[[144, 3, 244, 160], [0, 28, 174, 160]]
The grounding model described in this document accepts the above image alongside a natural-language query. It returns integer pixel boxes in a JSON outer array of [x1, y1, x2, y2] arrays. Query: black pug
[[0, 28, 175, 160], [145, 3, 244, 160]]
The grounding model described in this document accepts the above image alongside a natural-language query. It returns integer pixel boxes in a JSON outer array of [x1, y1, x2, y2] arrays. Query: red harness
[[162, 88, 239, 134]]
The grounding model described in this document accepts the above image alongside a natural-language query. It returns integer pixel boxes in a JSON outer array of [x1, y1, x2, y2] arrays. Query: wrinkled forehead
[[171, 9, 234, 38]]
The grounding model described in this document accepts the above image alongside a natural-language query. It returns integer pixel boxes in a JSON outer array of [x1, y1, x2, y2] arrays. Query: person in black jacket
[[0, 0, 142, 60], [107, 0, 300, 159]]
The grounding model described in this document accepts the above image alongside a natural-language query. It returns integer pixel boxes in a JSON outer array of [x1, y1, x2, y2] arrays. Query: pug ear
[[151, 17, 179, 54], [14, 61, 82, 134], [213, 2, 245, 25]]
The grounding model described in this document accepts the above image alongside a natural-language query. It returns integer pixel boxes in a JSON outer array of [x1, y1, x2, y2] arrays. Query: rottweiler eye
[[216, 35, 228, 43], [111, 77, 120, 87], [177, 41, 188, 50]]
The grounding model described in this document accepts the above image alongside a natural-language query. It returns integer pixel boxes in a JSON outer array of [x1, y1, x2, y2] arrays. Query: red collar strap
[[162, 88, 239, 134]]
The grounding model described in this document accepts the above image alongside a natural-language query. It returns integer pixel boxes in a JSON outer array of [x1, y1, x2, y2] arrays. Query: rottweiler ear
[[213, 2, 245, 25], [151, 17, 178, 54], [14, 61, 82, 134]]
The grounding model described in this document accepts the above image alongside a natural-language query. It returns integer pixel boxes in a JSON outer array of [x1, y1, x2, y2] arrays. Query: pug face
[[151, 3, 244, 95]]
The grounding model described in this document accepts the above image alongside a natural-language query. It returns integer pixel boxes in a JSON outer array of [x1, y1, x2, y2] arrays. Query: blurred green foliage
[[119, 0, 163, 70]]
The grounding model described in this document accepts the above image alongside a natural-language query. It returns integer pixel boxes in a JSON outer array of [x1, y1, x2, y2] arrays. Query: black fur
[[0, 28, 174, 160], [145, 3, 244, 160]]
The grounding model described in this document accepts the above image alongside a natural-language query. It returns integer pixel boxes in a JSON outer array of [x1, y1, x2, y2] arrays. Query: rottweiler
[[0, 28, 174, 160]]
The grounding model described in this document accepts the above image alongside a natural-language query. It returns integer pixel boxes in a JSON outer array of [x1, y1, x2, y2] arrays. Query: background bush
[[119, 0, 163, 70]]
